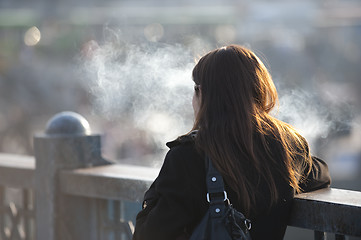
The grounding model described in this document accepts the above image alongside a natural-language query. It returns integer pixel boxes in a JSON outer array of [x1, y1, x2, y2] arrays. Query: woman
[[132, 45, 331, 240]]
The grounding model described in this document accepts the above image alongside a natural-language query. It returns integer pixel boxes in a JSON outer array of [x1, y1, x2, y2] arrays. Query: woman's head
[[192, 45, 278, 128]]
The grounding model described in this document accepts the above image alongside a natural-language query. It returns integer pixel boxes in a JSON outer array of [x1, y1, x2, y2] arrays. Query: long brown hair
[[192, 45, 312, 215]]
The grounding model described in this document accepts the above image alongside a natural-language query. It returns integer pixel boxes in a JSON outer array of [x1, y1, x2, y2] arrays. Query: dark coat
[[132, 133, 331, 240]]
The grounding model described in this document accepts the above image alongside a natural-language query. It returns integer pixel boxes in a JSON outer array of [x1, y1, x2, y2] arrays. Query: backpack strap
[[205, 156, 229, 206]]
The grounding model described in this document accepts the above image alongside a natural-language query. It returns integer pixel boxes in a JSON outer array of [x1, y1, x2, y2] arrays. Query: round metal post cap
[[45, 111, 91, 136]]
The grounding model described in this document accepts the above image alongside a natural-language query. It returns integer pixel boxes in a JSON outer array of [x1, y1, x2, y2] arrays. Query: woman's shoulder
[[162, 130, 203, 171]]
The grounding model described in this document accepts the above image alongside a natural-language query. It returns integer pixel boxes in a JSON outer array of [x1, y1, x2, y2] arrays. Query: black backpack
[[189, 156, 252, 240]]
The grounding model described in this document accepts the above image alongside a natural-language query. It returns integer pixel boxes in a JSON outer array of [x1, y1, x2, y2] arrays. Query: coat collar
[[166, 130, 198, 148]]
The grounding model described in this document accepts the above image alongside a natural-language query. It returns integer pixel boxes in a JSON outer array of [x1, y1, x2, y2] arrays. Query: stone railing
[[0, 112, 359, 240]]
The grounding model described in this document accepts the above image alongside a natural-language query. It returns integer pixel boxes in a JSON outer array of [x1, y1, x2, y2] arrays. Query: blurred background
[[0, 0, 360, 238]]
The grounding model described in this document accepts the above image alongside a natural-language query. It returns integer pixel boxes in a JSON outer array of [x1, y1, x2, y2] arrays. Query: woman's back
[[166, 133, 296, 239], [133, 131, 330, 240]]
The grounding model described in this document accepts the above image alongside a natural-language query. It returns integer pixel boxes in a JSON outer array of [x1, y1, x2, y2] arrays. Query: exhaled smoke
[[275, 88, 353, 151], [79, 32, 196, 147], [79, 32, 352, 156], [275, 89, 331, 146]]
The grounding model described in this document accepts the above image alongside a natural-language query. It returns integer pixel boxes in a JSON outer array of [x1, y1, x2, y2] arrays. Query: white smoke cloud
[[79, 32, 354, 158], [274, 88, 354, 152], [79, 34, 196, 147], [275, 89, 331, 147]]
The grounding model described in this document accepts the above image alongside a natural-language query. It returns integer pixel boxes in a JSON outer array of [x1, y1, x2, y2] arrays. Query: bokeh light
[[24, 26, 41, 46]]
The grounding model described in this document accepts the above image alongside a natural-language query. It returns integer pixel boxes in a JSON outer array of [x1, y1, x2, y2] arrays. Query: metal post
[[0, 186, 5, 239], [314, 231, 327, 240], [335, 234, 346, 240], [23, 188, 33, 240], [34, 111, 109, 240]]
